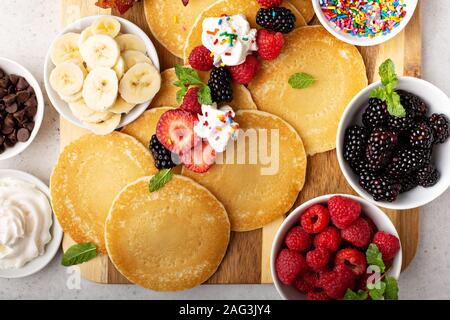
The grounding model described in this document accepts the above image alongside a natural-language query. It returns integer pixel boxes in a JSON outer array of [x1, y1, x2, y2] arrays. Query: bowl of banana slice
[[44, 15, 161, 135]]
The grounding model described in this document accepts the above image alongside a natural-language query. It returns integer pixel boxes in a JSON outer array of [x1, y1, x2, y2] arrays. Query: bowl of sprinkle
[[312, 0, 418, 46]]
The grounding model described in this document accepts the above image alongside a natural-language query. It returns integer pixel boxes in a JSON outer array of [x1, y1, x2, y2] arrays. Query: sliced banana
[[50, 33, 82, 65], [91, 17, 121, 38], [60, 90, 83, 103], [82, 68, 118, 111], [119, 63, 161, 105], [108, 96, 135, 114], [115, 34, 146, 53], [80, 35, 120, 68], [83, 113, 122, 135], [79, 27, 94, 46], [113, 56, 125, 80], [69, 99, 113, 123], [122, 50, 152, 71], [50, 62, 85, 96]]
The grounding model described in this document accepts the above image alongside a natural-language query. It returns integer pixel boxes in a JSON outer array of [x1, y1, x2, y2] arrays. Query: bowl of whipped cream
[[0, 169, 62, 278]]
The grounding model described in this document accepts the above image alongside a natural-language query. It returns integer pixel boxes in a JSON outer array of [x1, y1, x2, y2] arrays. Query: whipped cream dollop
[[201, 14, 258, 67], [194, 103, 240, 152], [0, 178, 52, 270]]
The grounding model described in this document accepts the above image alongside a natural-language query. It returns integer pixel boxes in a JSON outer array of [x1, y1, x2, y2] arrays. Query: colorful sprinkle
[[173, 16, 178, 23]]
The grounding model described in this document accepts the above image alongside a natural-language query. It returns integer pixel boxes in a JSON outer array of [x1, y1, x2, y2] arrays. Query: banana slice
[[51, 33, 82, 65], [82, 68, 118, 111], [115, 34, 146, 53], [119, 63, 161, 105], [113, 56, 125, 80], [122, 50, 152, 71], [108, 96, 135, 114], [69, 99, 114, 123], [91, 17, 121, 38], [50, 62, 85, 96], [60, 90, 83, 103], [84, 113, 122, 135], [79, 27, 94, 46], [80, 35, 120, 68]]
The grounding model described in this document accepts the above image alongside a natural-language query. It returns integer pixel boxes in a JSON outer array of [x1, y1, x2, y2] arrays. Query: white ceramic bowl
[[337, 77, 450, 210], [271, 194, 402, 300], [312, 0, 418, 46], [44, 15, 160, 131], [0, 169, 63, 278], [0, 57, 44, 161]]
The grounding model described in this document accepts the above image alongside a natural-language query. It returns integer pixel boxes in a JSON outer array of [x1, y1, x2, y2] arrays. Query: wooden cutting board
[[59, 0, 421, 284]]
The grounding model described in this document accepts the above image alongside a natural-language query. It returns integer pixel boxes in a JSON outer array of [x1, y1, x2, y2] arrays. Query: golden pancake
[[248, 26, 367, 155], [50, 132, 154, 253], [150, 67, 258, 111], [143, 0, 217, 58], [182, 110, 307, 231], [105, 175, 230, 291], [290, 0, 315, 22], [183, 0, 307, 63]]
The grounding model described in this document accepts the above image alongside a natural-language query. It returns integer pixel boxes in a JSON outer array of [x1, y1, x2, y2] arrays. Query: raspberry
[[188, 45, 214, 71], [300, 204, 330, 234], [306, 248, 330, 271], [341, 218, 371, 248], [307, 291, 331, 300], [302, 270, 321, 289], [314, 226, 341, 253], [319, 264, 355, 299], [179, 87, 201, 114], [227, 54, 260, 85], [328, 196, 361, 229], [275, 249, 307, 285], [294, 276, 314, 294], [373, 231, 400, 261], [285, 226, 311, 252], [256, 29, 284, 61], [335, 248, 367, 277], [257, 0, 283, 7]]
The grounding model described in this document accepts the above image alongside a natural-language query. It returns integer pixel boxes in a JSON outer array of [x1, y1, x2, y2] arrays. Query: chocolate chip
[[16, 77, 29, 91], [23, 122, 35, 132], [0, 135, 4, 145], [9, 74, 20, 86], [3, 93, 16, 105], [13, 109, 26, 123], [5, 103, 18, 114], [17, 128, 30, 142], [0, 78, 9, 89], [0, 88, 7, 99], [2, 126, 14, 135], [25, 105, 37, 118], [24, 96, 37, 108], [7, 131, 17, 145], [26, 86, 35, 95], [4, 114, 15, 127], [16, 91, 30, 104]]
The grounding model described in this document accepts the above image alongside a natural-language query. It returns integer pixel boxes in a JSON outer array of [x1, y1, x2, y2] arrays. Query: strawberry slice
[[95, 0, 137, 14], [181, 141, 216, 173], [156, 109, 200, 154]]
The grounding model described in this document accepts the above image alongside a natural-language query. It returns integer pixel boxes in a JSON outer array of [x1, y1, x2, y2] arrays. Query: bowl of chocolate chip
[[0, 57, 43, 160]]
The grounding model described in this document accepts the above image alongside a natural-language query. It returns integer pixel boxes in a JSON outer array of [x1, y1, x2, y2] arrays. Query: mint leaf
[[198, 85, 212, 105], [175, 64, 203, 86], [386, 91, 406, 118], [149, 169, 173, 192], [344, 289, 368, 300], [368, 280, 386, 300], [62, 243, 97, 266], [176, 86, 188, 104], [384, 276, 399, 300], [288, 73, 316, 89], [173, 80, 186, 88], [366, 243, 385, 273], [379, 58, 398, 88], [370, 87, 388, 101]]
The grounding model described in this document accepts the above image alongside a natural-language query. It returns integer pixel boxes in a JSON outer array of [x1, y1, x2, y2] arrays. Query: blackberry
[[350, 159, 372, 176], [256, 7, 296, 33], [409, 122, 434, 149], [365, 128, 397, 171], [387, 111, 415, 132], [359, 172, 401, 202], [149, 134, 178, 170], [208, 67, 233, 103], [362, 98, 389, 129], [343, 125, 368, 163], [417, 164, 440, 187], [399, 175, 418, 193], [428, 113, 450, 144], [398, 90, 428, 120], [387, 148, 427, 177]]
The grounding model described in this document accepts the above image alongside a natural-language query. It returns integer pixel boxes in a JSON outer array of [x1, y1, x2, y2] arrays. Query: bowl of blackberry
[[337, 59, 450, 210]]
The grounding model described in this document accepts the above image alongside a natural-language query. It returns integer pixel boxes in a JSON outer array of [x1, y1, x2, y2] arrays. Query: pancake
[[143, 0, 217, 58], [150, 67, 258, 111], [183, 0, 306, 63], [50, 132, 154, 253], [105, 175, 230, 291], [182, 110, 307, 231], [247, 26, 368, 155], [290, 0, 315, 22]]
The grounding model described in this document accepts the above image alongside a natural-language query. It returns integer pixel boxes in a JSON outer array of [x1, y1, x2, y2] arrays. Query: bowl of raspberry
[[271, 194, 402, 300], [337, 59, 450, 209]]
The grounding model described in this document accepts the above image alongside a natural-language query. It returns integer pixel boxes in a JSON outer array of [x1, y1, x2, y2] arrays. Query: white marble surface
[[0, 0, 448, 300]]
